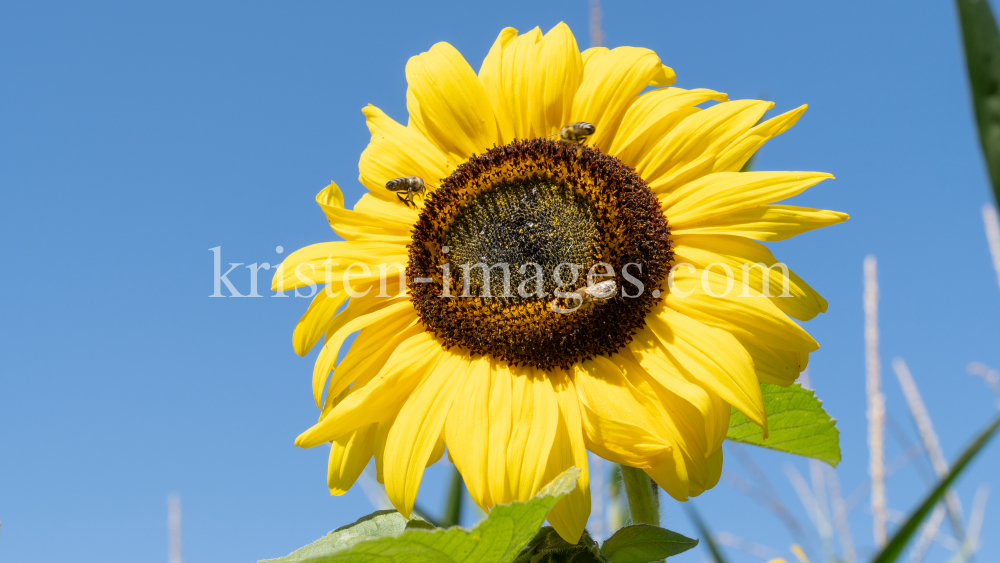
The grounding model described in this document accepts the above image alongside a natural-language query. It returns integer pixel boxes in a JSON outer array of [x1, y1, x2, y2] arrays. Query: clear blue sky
[[2, 1, 999, 562]]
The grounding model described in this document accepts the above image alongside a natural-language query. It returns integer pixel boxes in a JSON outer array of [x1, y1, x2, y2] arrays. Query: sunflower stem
[[620, 465, 660, 526]]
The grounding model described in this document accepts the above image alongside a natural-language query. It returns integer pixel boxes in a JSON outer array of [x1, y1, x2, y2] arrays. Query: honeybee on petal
[[385, 176, 425, 208], [550, 122, 596, 145]]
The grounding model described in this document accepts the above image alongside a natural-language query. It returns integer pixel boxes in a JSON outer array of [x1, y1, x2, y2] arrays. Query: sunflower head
[[275, 21, 847, 544]]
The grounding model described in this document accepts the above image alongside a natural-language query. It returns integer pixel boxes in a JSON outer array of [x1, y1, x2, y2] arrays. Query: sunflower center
[[446, 181, 601, 297], [407, 139, 673, 370]]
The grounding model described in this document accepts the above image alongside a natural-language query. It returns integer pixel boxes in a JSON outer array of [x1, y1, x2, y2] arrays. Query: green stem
[[620, 465, 660, 526], [441, 466, 464, 527]]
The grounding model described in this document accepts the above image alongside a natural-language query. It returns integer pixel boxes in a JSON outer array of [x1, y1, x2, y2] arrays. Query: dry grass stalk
[[891, 358, 966, 541], [809, 460, 837, 563], [168, 493, 182, 563], [727, 444, 807, 541], [825, 464, 857, 563], [966, 362, 1000, 408], [864, 255, 887, 547], [589, 0, 603, 48], [712, 531, 786, 560], [911, 504, 947, 563], [946, 485, 990, 563], [722, 469, 808, 542]]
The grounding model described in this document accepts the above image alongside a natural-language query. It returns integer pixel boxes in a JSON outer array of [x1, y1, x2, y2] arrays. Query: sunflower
[[274, 22, 847, 543]]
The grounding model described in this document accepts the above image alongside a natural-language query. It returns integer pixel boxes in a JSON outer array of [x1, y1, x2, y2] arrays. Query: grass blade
[[684, 505, 729, 563], [956, 0, 1000, 205], [871, 413, 1000, 563]]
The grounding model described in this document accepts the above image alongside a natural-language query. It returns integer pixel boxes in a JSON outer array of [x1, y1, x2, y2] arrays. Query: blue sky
[[2, 1, 999, 562]]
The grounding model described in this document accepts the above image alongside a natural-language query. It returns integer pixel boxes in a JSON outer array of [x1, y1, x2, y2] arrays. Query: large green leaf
[[261, 510, 430, 563], [872, 413, 1000, 563], [262, 467, 580, 563], [600, 524, 698, 563], [726, 383, 840, 466], [957, 0, 1000, 205]]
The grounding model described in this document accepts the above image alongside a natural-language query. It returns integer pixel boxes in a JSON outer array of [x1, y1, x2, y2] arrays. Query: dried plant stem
[[168, 494, 182, 563], [982, 204, 1000, 294], [967, 362, 1000, 408], [809, 460, 837, 563], [589, 0, 603, 48], [911, 504, 947, 563], [892, 358, 966, 540], [826, 464, 857, 563], [864, 255, 887, 547], [945, 485, 990, 563]]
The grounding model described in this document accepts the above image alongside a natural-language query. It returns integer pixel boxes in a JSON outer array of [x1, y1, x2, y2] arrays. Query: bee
[[386, 176, 425, 208], [574, 280, 617, 303], [550, 122, 596, 145]]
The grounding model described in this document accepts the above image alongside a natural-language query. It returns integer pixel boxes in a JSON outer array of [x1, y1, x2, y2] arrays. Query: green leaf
[[263, 467, 580, 563], [957, 0, 1000, 205], [600, 524, 698, 563], [726, 383, 840, 466], [512, 527, 604, 563], [683, 506, 727, 563], [872, 413, 1000, 563], [260, 510, 419, 563]]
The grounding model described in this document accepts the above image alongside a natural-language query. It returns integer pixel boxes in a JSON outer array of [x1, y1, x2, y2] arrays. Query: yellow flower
[[274, 22, 847, 543]]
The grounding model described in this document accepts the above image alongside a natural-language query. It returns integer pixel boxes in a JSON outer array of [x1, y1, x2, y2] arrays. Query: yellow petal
[[580, 47, 607, 66], [614, 351, 710, 500], [500, 28, 543, 140], [573, 359, 673, 467], [358, 105, 450, 204], [322, 310, 423, 411], [296, 331, 445, 447], [713, 105, 807, 172], [312, 298, 412, 407], [373, 412, 397, 484], [571, 46, 663, 150], [506, 367, 559, 501], [406, 42, 499, 164], [316, 182, 412, 242], [293, 284, 350, 357], [445, 356, 493, 509], [647, 64, 676, 87], [478, 27, 519, 144], [672, 233, 828, 321], [328, 423, 377, 495], [545, 370, 591, 544], [666, 268, 819, 353], [487, 361, 515, 506], [671, 204, 850, 241], [608, 87, 728, 168], [662, 171, 833, 223], [645, 306, 766, 433], [639, 100, 773, 189], [735, 337, 806, 386], [528, 22, 583, 138], [628, 332, 731, 457], [272, 241, 408, 291], [383, 350, 466, 517]]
